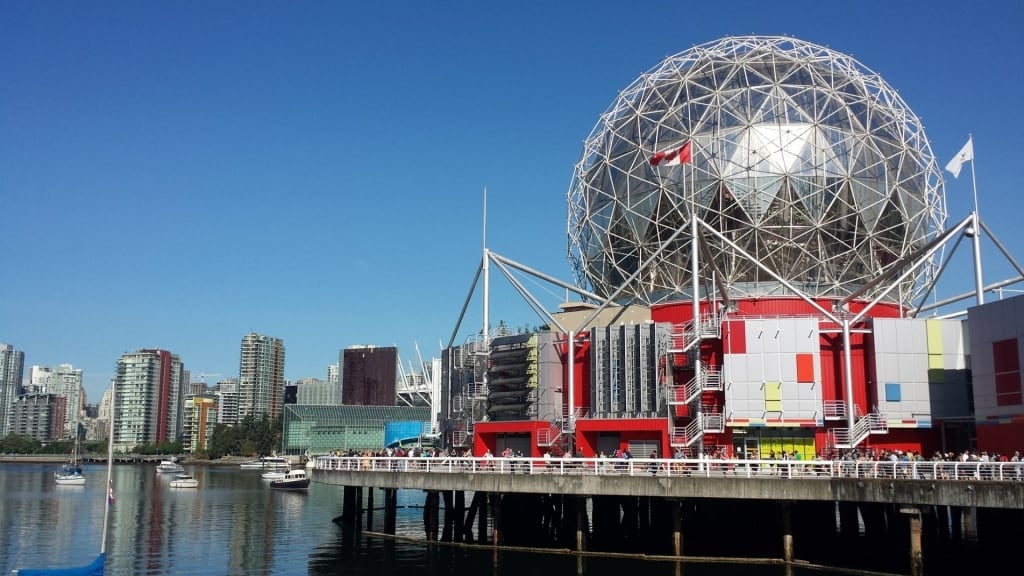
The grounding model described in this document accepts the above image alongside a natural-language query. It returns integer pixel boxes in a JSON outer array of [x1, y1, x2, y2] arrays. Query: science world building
[[443, 36, 1023, 460]]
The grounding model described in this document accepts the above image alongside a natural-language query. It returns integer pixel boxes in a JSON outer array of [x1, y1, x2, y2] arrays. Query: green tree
[[0, 433, 40, 454], [239, 438, 257, 456]]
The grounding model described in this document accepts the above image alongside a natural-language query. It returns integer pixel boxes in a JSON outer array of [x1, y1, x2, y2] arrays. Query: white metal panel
[[762, 320, 781, 354], [746, 320, 766, 354], [741, 354, 762, 385], [780, 352, 797, 382], [762, 354, 781, 382], [778, 319, 797, 353], [797, 318, 817, 353], [878, 353, 899, 386]]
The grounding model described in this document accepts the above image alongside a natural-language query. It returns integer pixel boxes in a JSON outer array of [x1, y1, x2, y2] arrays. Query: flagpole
[[688, 141, 703, 458], [968, 135, 985, 305]]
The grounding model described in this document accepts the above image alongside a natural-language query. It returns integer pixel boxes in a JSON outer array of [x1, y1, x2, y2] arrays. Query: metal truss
[[568, 36, 946, 306]]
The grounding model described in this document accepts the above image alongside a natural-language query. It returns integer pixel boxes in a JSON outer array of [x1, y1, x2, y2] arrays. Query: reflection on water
[[307, 533, 811, 576], [2, 462, 987, 576], [3, 462, 803, 576]]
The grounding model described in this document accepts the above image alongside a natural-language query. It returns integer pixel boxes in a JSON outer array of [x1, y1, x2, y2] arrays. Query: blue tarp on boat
[[14, 552, 104, 576]]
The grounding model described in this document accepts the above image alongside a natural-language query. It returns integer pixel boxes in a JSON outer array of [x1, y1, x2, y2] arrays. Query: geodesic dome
[[567, 36, 946, 306]]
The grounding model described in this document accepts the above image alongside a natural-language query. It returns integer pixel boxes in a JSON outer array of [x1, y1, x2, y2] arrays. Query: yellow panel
[[765, 400, 783, 412], [925, 319, 943, 354], [928, 353, 944, 370], [764, 382, 782, 401]]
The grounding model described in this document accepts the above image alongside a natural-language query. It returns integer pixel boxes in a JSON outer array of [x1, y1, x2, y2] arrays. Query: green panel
[[281, 404, 431, 455]]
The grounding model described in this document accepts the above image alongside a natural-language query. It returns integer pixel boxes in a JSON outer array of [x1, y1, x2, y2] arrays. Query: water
[[0, 462, 846, 575]]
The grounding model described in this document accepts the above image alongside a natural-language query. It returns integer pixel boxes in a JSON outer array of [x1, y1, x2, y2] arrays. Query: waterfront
[[0, 462, 993, 576]]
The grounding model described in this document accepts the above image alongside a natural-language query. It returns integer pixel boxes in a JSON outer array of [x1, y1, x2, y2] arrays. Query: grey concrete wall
[[312, 469, 1024, 509]]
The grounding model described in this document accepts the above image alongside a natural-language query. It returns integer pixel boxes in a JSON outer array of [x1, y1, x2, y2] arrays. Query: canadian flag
[[649, 141, 692, 166]]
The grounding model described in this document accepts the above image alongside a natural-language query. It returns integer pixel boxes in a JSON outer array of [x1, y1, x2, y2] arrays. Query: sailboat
[[54, 400, 86, 486], [14, 384, 116, 576]]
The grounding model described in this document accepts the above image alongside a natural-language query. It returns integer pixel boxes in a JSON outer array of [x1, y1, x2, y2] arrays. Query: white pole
[[568, 330, 575, 440], [690, 198, 703, 455], [842, 319, 856, 434], [482, 187, 490, 348], [968, 138, 984, 306], [101, 381, 116, 554]]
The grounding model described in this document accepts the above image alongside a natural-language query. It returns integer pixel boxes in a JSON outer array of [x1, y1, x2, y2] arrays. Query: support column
[[454, 491, 466, 543], [442, 490, 455, 542], [782, 501, 793, 564], [576, 496, 586, 553], [950, 506, 964, 541], [672, 500, 683, 557], [478, 492, 489, 544], [366, 487, 374, 532], [384, 489, 397, 535], [355, 487, 363, 533], [490, 493, 503, 547], [909, 511, 923, 576], [338, 486, 357, 531]]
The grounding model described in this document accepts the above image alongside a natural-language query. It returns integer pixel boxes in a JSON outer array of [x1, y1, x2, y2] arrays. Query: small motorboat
[[169, 474, 199, 488], [240, 456, 289, 470], [156, 460, 185, 474], [269, 469, 309, 491], [261, 466, 290, 480]]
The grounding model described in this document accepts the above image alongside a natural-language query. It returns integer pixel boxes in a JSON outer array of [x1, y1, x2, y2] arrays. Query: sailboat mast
[[101, 382, 116, 554]]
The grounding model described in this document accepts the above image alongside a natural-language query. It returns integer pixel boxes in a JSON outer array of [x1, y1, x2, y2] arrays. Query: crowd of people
[[319, 445, 1023, 480]]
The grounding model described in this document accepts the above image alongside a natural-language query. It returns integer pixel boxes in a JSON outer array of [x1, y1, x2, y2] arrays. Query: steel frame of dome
[[567, 36, 947, 307]]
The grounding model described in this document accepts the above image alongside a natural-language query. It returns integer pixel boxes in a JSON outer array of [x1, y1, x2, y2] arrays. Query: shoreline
[[0, 455, 264, 467]]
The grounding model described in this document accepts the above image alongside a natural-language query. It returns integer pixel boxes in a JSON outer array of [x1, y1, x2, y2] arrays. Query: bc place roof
[[567, 36, 946, 306]]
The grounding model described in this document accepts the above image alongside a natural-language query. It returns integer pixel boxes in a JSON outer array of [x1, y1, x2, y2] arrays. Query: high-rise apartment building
[[183, 395, 218, 453], [0, 343, 25, 436], [28, 365, 52, 394], [9, 393, 66, 441], [328, 364, 340, 402], [113, 349, 186, 450], [52, 364, 84, 439], [215, 377, 240, 426], [295, 377, 340, 405], [25, 364, 84, 438], [238, 333, 285, 420], [341, 345, 397, 406]]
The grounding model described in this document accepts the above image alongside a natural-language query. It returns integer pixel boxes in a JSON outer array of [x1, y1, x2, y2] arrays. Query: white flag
[[945, 136, 974, 179]]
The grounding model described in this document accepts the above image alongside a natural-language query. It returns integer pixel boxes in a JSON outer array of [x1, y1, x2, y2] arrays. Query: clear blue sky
[[3, 1, 1022, 403]]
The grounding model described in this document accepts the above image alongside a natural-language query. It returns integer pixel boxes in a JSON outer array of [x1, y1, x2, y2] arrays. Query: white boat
[[169, 474, 199, 489], [54, 409, 87, 485], [240, 456, 289, 470], [54, 459, 86, 485], [269, 469, 309, 491], [261, 467, 289, 480], [156, 460, 185, 474]]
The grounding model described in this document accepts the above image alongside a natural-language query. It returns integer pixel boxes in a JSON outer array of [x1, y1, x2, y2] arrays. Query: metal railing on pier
[[313, 456, 1024, 482]]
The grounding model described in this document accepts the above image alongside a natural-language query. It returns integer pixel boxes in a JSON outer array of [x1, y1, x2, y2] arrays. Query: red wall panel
[[796, 353, 814, 383]]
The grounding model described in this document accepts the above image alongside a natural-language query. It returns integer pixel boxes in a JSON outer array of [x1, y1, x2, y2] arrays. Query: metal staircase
[[830, 412, 888, 449], [666, 367, 722, 406], [668, 313, 722, 353]]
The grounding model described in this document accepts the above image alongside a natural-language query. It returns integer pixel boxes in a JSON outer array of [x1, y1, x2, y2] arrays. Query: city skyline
[[3, 2, 1022, 403]]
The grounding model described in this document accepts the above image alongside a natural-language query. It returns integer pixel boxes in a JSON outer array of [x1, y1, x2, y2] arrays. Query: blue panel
[[885, 382, 902, 402], [384, 421, 425, 447]]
